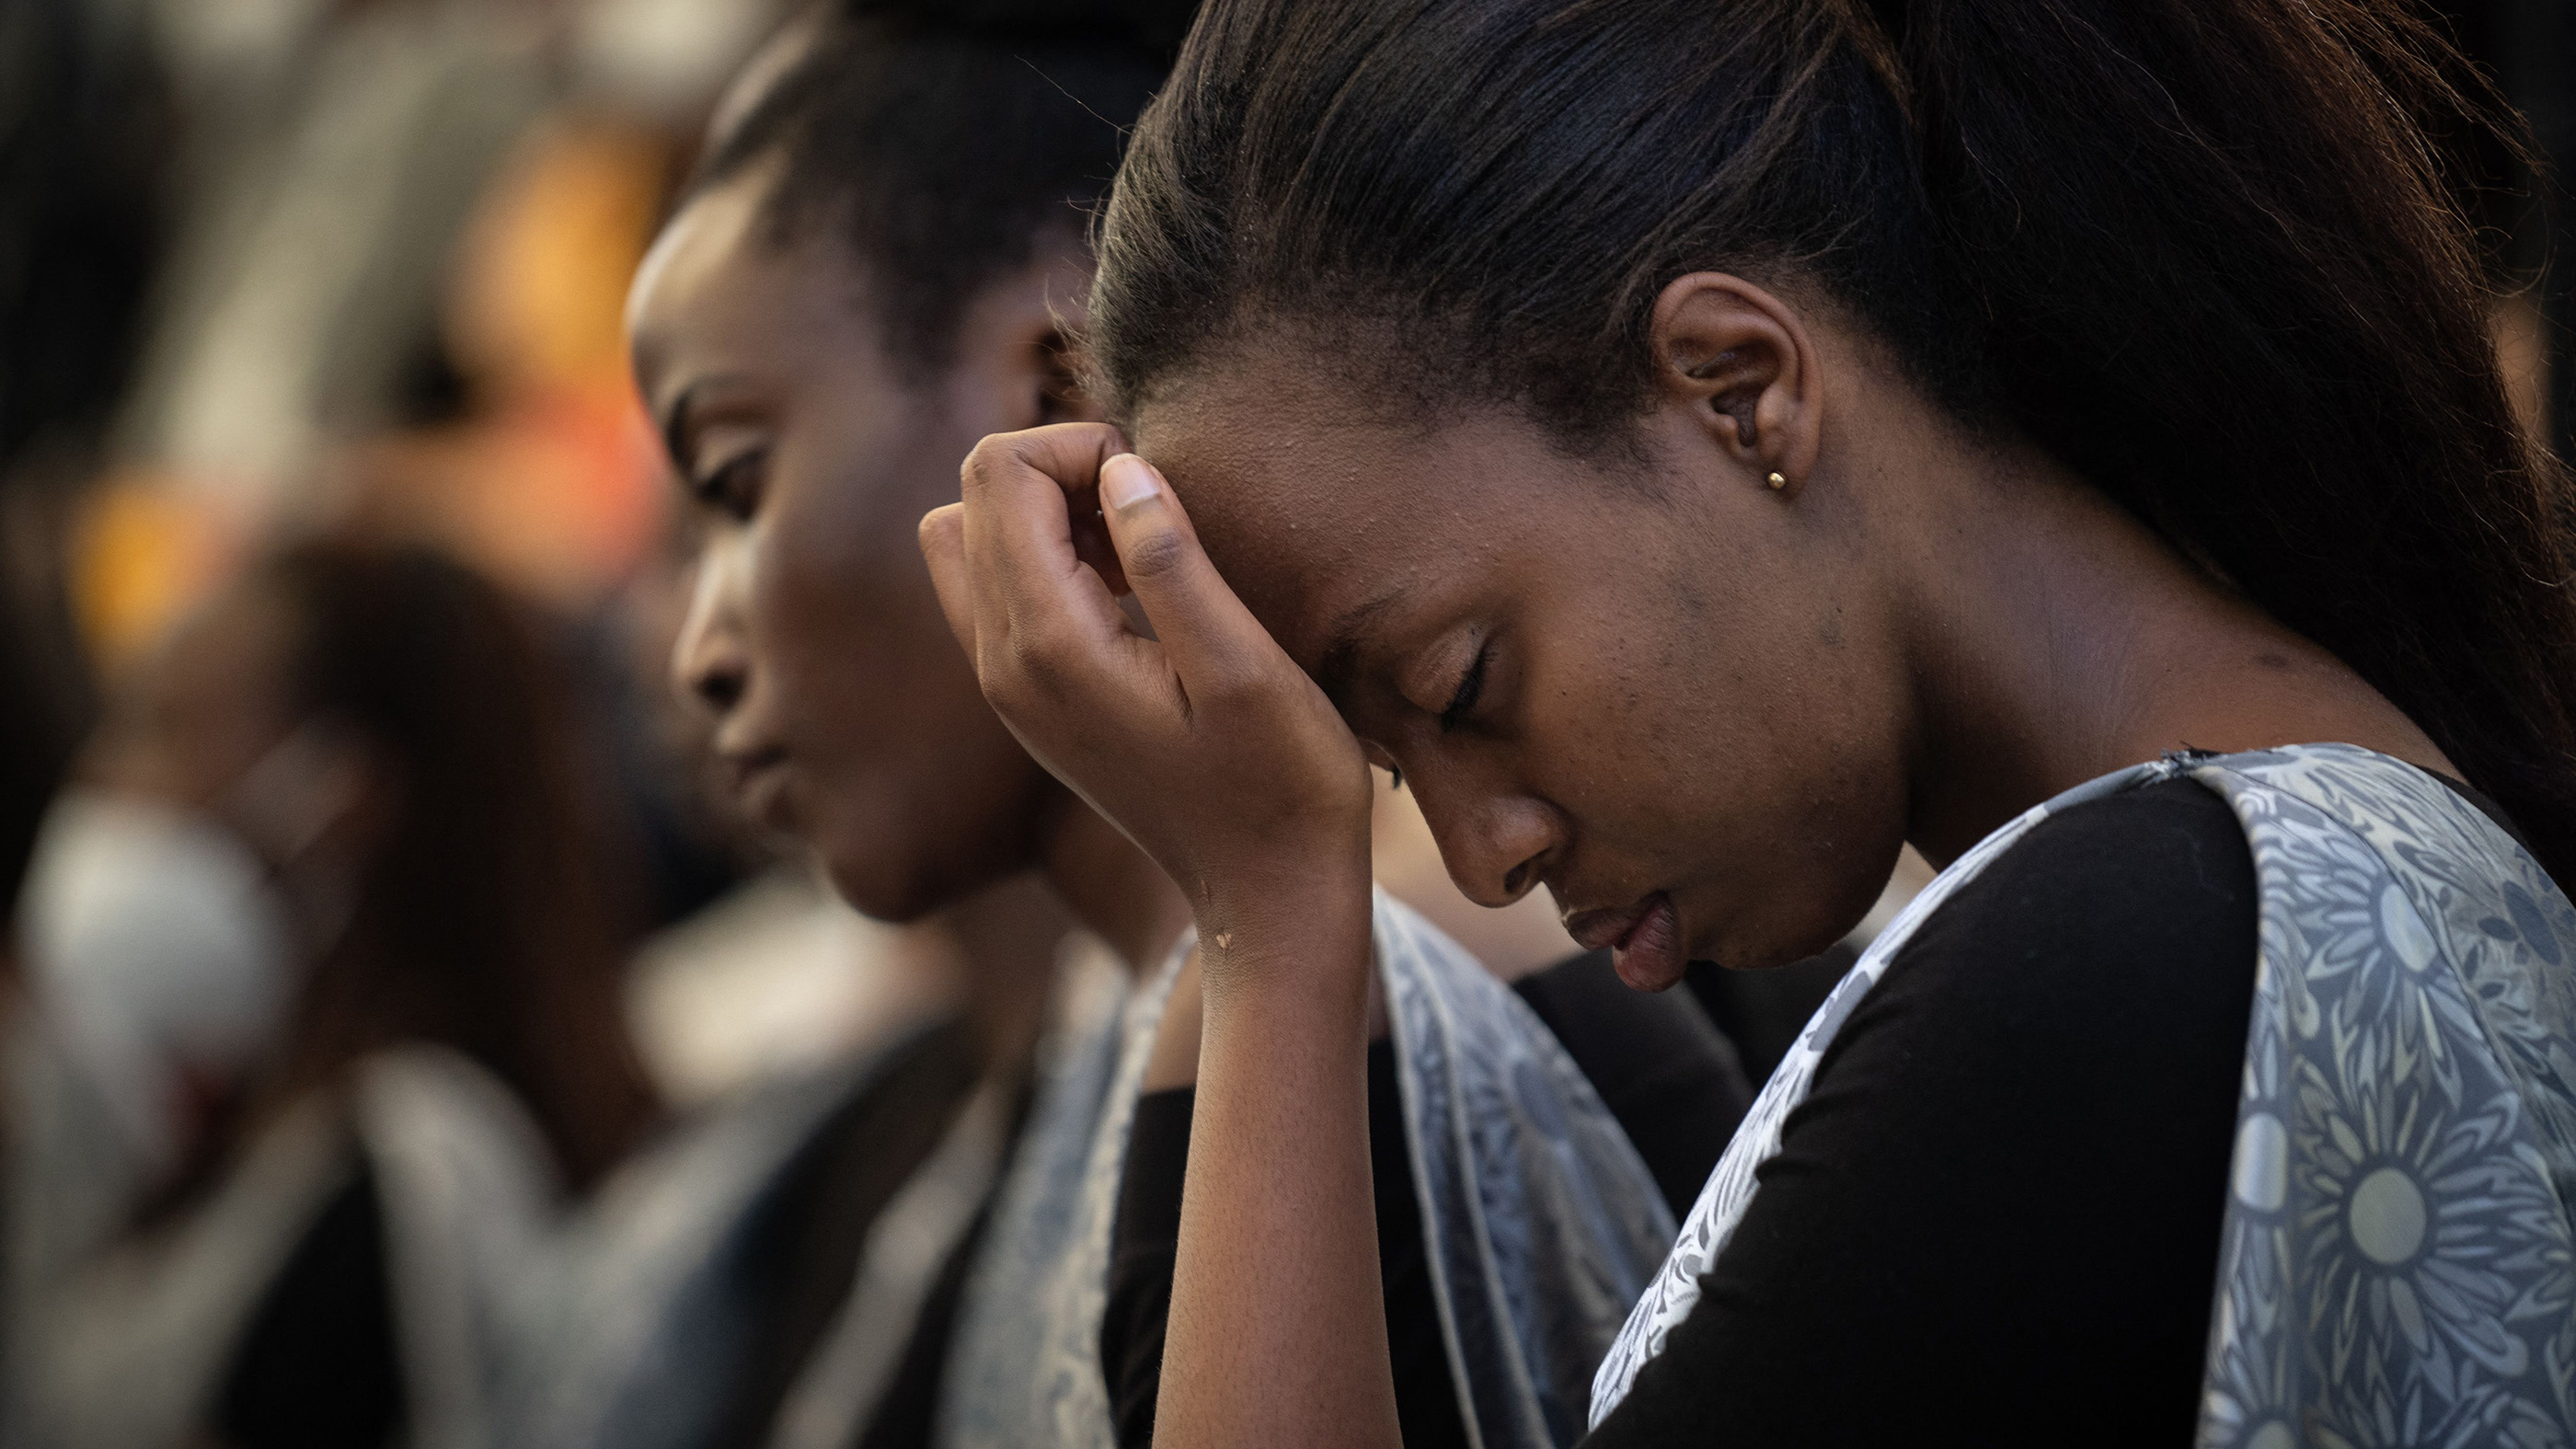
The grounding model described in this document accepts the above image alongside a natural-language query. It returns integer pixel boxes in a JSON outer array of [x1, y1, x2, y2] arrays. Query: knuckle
[[960, 435, 1016, 488], [1003, 622, 1076, 695]]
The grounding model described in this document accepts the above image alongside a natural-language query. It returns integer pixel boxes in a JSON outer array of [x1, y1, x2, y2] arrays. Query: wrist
[[1192, 854, 1373, 1003], [1192, 834, 1370, 938]]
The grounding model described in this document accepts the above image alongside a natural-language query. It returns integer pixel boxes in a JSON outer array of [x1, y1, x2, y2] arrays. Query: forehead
[[627, 165, 865, 389], [629, 168, 774, 351], [1130, 364, 1604, 667]]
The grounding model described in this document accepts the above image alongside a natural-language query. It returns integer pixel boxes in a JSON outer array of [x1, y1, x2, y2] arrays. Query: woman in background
[[535, 10, 1196, 1448], [6, 540, 651, 1449], [927, 0, 2576, 1443]]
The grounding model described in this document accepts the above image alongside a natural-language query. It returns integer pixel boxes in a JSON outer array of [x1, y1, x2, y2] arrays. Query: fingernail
[[1101, 454, 1161, 513]]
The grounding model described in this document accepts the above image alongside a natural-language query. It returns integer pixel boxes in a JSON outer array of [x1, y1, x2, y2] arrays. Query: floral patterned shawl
[[937, 891, 1678, 1449], [1588, 744, 2576, 1446]]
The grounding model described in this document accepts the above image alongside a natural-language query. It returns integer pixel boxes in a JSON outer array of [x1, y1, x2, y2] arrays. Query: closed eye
[[692, 448, 769, 522], [1438, 641, 1491, 732]]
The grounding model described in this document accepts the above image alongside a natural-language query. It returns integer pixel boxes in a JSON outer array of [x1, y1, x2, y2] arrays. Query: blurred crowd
[[0, 1, 2563, 1447]]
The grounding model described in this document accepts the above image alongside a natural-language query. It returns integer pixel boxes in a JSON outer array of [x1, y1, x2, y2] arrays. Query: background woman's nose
[[685, 650, 746, 715], [671, 566, 751, 718]]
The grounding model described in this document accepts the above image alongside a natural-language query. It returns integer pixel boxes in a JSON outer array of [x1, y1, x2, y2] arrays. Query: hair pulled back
[[1091, 0, 2576, 886], [699, 0, 1197, 376]]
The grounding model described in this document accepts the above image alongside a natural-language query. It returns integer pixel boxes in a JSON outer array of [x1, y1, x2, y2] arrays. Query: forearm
[[1155, 868, 1398, 1448]]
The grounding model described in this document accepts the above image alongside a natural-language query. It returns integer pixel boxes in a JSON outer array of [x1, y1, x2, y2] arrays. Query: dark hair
[[1093, 0, 2576, 887], [695, 0, 1196, 377], [262, 542, 650, 1189]]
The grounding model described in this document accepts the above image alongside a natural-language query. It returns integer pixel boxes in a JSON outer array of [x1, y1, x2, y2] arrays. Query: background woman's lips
[[720, 742, 787, 787], [720, 746, 795, 825]]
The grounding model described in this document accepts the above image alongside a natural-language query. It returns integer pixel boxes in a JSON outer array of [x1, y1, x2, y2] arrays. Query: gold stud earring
[[1766, 471, 1788, 490]]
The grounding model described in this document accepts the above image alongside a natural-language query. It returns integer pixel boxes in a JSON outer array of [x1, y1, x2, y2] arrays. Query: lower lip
[[1610, 892, 1686, 992], [734, 759, 796, 830]]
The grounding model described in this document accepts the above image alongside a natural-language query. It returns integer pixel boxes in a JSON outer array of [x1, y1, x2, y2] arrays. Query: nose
[[672, 550, 750, 717], [1409, 765, 1559, 909]]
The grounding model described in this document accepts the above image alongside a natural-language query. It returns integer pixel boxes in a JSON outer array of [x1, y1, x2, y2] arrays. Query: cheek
[[1512, 602, 1719, 841], [1525, 551, 1905, 954], [746, 454, 1049, 849], [753, 470, 962, 714]]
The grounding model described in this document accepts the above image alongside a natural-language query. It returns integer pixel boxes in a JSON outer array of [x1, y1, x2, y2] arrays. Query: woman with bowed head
[[581, 1, 1734, 1444], [548, 9, 1195, 1444], [924, 0, 2576, 1443]]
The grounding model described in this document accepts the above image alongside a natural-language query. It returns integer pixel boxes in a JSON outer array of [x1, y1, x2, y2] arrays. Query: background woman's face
[[1132, 359, 1914, 976], [628, 167, 1068, 921], [89, 587, 301, 822]]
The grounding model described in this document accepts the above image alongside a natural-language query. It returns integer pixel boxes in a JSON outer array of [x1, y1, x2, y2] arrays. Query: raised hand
[[918, 423, 1374, 950], [922, 423, 1400, 1447]]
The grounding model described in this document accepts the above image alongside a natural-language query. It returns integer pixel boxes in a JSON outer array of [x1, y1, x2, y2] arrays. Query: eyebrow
[[1314, 586, 1409, 709]]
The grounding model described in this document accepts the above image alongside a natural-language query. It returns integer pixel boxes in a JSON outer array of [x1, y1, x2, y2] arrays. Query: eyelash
[[1438, 641, 1492, 733], [692, 449, 768, 521]]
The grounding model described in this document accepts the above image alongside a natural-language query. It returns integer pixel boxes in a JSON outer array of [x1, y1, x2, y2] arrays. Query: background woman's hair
[[1092, 0, 2576, 887], [265, 541, 651, 1189], [693, 0, 1198, 379]]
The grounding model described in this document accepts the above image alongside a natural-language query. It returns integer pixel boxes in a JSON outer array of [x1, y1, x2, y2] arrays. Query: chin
[[818, 836, 947, 925], [1687, 883, 1869, 972], [817, 822, 1029, 926]]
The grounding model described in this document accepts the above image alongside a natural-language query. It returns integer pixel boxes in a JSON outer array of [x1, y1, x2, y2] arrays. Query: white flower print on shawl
[[1588, 744, 2576, 1447]]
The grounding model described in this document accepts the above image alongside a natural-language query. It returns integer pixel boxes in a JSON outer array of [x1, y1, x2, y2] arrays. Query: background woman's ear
[[1649, 273, 1823, 490], [1035, 328, 1102, 425]]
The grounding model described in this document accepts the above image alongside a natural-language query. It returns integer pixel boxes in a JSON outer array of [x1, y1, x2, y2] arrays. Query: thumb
[[1097, 454, 1273, 696]]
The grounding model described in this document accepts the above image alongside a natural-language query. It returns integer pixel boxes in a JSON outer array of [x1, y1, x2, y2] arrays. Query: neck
[[933, 871, 1073, 1074], [1032, 785, 1192, 977], [917, 792, 1190, 1078], [1893, 434, 2450, 867]]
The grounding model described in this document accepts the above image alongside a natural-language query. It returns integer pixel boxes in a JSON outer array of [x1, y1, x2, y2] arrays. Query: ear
[[1647, 273, 1823, 491], [971, 240, 1106, 428], [979, 307, 1106, 428], [1032, 327, 1102, 426]]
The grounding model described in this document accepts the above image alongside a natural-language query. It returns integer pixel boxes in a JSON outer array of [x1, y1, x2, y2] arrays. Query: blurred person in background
[[566, 6, 1739, 1449], [6, 539, 653, 1449], [523, 11, 1197, 1447]]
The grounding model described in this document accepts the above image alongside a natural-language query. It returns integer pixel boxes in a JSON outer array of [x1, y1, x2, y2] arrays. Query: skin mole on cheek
[[1819, 608, 1842, 647]]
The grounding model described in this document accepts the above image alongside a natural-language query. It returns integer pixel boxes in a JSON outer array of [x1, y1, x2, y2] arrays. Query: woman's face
[[1129, 346, 1916, 975], [90, 586, 302, 822], [88, 581, 389, 898], [627, 164, 1079, 921]]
